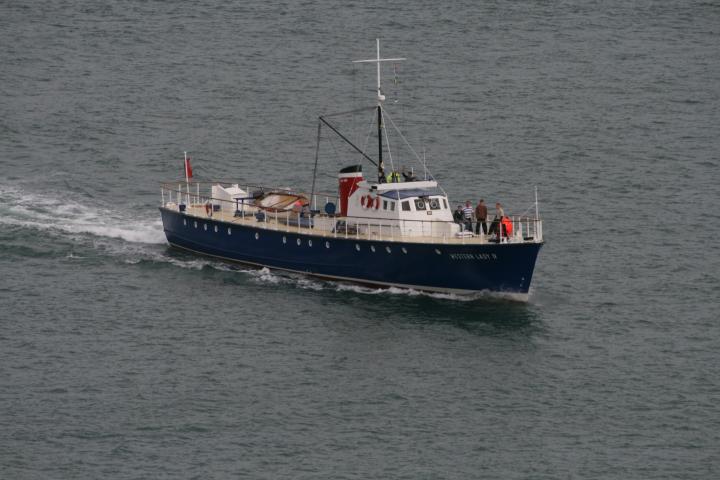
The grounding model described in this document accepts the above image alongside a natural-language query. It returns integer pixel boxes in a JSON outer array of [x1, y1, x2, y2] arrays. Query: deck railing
[[160, 181, 543, 244]]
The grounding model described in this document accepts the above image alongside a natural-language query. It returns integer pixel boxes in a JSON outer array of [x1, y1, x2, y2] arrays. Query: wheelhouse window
[[429, 198, 441, 210], [401, 201, 411, 211], [390, 201, 395, 211], [383, 200, 388, 210], [414, 199, 426, 210], [442, 198, 448, 209]]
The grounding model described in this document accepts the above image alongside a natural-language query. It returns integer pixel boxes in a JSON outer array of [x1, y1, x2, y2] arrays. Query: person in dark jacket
[[475, 199, 488, 234], [453, 205, 464, 225]]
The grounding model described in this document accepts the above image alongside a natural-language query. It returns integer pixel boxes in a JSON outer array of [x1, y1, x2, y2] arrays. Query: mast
[[377, 105, 383, 181], [353, 39, 405, 182]]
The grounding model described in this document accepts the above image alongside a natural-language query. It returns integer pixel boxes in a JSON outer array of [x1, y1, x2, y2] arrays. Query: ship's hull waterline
[[160, 208, 543, 299]]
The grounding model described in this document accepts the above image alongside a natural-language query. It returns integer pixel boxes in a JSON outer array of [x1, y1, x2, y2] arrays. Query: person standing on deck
[[462, 200, 474, 232], [386, 170, 401, 183], [453, 205, 464, 225], [489, 202, 506, 238], [475, 199, 488, 234]]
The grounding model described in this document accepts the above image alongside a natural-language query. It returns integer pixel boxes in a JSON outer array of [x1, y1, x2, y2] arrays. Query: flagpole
[[184, 151, 190, 206]]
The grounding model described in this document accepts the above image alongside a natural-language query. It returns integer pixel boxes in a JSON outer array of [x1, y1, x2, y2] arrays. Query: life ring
[[362, 194, 379, 210], [359, 194, 380, 210]]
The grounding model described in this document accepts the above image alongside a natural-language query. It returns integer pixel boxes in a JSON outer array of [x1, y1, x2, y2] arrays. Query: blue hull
[[160, 208, 542, 295]]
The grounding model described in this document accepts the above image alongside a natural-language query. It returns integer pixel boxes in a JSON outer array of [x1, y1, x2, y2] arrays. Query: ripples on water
[[2, 0, 720, 478]]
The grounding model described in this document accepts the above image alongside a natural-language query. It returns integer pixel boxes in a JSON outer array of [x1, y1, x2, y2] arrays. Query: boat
[[159, 40, 544, 300]]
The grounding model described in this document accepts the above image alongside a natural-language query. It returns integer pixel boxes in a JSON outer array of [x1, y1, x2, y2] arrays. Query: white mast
[[353, 38, 405, 104], [353, 39, 406, 181]]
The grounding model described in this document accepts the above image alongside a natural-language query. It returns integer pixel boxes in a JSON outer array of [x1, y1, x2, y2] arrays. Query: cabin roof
[[379, 188, 444, 200]]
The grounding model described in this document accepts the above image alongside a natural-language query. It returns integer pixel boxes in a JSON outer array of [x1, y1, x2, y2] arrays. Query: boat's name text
[[449, 253, 497, 261]]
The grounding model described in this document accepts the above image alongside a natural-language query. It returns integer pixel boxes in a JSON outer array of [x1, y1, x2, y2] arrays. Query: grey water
[[1, 1, 719, 478]]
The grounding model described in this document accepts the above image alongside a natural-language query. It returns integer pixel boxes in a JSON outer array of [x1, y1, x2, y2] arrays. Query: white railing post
[[526, 217, 530, 241], [539, 220, 543, 241]]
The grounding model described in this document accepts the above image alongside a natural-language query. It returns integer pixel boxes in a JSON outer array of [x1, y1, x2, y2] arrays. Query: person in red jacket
[[489, 202, 508, 239]]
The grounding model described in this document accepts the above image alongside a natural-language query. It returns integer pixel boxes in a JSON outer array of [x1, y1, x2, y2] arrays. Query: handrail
[[159, 180, 339, 200], [162, 185, 541, 223], [160, 183, 544, 243]]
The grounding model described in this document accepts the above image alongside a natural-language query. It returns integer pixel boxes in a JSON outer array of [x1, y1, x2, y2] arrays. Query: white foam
[[235, 266, 528, 302], [0, 184, 165, 244]]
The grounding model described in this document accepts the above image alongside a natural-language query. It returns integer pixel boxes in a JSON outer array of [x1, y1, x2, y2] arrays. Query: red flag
[[184, 156, 193, 179]]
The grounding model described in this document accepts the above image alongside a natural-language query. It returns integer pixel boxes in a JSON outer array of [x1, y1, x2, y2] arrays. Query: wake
[[0, 184, 528, 302], [0, 184, 165, 244]]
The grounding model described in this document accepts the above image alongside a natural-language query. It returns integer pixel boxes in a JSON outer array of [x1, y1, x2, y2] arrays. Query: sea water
[[1, 1, 719, 478]]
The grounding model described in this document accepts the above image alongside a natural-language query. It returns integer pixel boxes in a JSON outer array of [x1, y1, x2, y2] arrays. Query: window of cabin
[[390, 201, 395, 211], [429, 198, 441, 210], [442, 198, 448, 209], [401, 201, 411, 211], [414, 199, 426, 210], [383, 200, 388, 210]]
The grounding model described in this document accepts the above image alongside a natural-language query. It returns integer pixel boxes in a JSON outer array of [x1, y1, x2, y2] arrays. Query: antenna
[[352, 39, 406, 104], [423, 147, 427, 180]]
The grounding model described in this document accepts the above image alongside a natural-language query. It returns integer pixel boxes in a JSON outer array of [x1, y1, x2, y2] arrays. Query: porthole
[[325, 241, 330, 249], [204, 224, 207, 231], [194, 221, 198, 228], [370, 245, 376, 253], [282, 236, 287, 244], [308, 239, 313, 247], [385, 246, 391, 253], [435, 249, 442, 255], [355, 244, 360, 251], [297, 238, 301, 246], [214, 225, 218, 233], [402, 247, 407, 254], [183, 219, 187, 226], [227, 228, 232, 235], [255, 232, 259, 240]]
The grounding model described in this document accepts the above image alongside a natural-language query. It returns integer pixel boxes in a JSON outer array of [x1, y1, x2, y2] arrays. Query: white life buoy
[[360, 194, 380, 210], [362, 194, 379, 210]]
